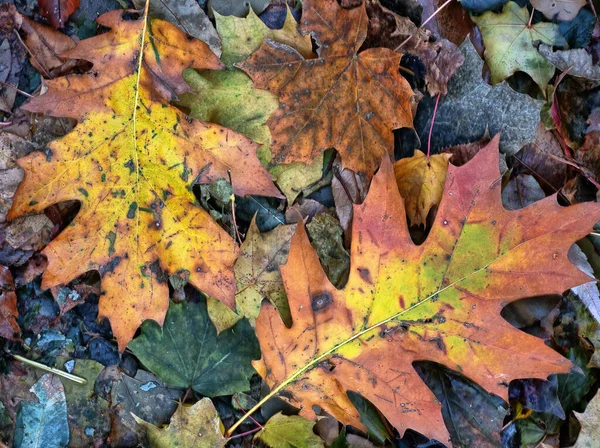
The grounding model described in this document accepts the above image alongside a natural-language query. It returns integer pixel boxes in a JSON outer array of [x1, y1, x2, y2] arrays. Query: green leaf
[[346, 392, 392, 445], [14, 374, 70, 448], [128, 299, 261, 396], [471, 1, 567, 90], [179, 68, 277, 166], [134, 398, 226, 448], [215, 7, 313, 66], [256, 413, 325, 448]]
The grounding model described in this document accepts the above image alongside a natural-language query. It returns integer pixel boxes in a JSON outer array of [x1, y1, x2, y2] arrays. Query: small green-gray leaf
[[14, 374, 69, 448], [255, 413, 325, 448], [128, 299, 261, 396]]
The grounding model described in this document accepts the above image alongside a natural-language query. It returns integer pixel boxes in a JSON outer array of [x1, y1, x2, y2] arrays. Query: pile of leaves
[[1, 0, 600, 446]]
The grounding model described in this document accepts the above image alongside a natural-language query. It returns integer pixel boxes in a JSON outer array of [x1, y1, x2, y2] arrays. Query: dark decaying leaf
[[132, 0, 221, 56], [37, 0, 80, 29], [415, 362, 508, 447], [363, 0, 464, 96], [128, 299, 261, 397], [415, 39, 543, 155], [0, 265, 19, 340]]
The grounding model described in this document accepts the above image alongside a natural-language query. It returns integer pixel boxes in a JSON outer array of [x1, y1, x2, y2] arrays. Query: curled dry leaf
[[393, 150, 451, 227], [8, 9, 280, 350], [38, 0, 80, 29], [538, 44, 600, 81], [252, 136, 600, 443], [363, 0, 465, 96], [20, 16, 77, 78], [0, 264, 19, 340], [238, 0, 415, 180], [472, 1, 566, 91], [530, 0, 587, 21]]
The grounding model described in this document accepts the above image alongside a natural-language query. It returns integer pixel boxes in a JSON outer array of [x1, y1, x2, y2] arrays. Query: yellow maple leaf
[[9, 6, 280, 349]]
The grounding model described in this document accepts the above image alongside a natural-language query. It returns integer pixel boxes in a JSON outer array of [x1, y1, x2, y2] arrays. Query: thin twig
[[12, 354, 87, 384], [13, 30, 50, 79], [0, 80, 33, 98], [233, 395, 263, 429], [427, 92, 442, 158], [227, 170, 243, 246], [394, 0, 453, 52], [227, 426, 262, 440]]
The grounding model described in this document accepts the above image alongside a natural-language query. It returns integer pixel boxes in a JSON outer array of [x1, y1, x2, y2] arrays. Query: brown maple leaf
[[238, 0, 415, 180], [238, 136, 600, 443]]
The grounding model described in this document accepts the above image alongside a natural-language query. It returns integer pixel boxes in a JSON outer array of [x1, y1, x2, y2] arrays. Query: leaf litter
[[1, 0, 600, 447]]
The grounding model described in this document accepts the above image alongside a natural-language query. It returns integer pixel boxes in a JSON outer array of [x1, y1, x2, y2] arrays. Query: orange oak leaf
[[237, 0, 415, 181], [250, 136, 600, 444], [8, 8, 280, 350]]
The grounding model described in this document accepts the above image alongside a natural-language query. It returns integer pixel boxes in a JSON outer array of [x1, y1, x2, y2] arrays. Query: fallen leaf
[[97, 366, 183, 435], [134, 398, 226, 448], [14, 374, 69, 448], [393, 150, 451, 227], [285, 199, 328, 224], [235, 218, 296, 325], [128, 299, 261, 396], [415, 39, 544, 156], [20, 17, 77, 78], [441, 132, 491, 166], [238, 0, 415, 180], [582, 108, 600, 152], [346, 392, 392, 444], [0, 265, 19, 340], [530, 0, 587, 21], [416, 362, 508, 447], [363, 0, 465, 96], [269, 155, 325, 204], [252, 136, 600, 442], [179, 68, 278, 165], [255, 413, 325, 448], [417, 0, 475, 45], [0, 4, 26, 113], [512, 122, 567, 193], [332, 157, 367, 245], [55, 358, 110, 448], [538, 44, 600, 81], [306, 214, 351, 289], [574, 390, 600, 447], [132, 0, 221, 56], [568, 245, 600, 325], [8, 9, 280, 350], [215, 6, 313, 66], [38, 0, 80, 29], [501, 174, 546, 210], [207, 0, 270, 17], [471, 1, 567, 91], [459, 0, 508, 13]]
